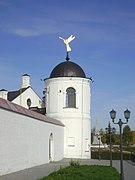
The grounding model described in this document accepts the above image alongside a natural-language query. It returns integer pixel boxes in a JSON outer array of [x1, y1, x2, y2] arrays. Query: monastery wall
[[0, 107, 64, 176]]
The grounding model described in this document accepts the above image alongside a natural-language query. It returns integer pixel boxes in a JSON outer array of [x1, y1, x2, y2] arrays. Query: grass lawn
[[39, 165, 119, 180]]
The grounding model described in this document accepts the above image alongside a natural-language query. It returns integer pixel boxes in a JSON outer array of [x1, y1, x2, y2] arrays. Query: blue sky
[[0, 0, 135, 130]]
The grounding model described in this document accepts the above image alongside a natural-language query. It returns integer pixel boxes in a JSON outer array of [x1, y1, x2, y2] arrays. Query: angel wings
[[59, 35, 75, 52]]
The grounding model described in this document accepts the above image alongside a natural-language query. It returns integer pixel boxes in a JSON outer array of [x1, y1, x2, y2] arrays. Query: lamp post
[[105, 122, 115, 167], [110, 109, 131, 180]]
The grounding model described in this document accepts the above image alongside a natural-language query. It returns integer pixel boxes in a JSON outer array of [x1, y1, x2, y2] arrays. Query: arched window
[[49, 133, 53, 161], [66, 87, 76, 108], [27, 98, 31, 109]]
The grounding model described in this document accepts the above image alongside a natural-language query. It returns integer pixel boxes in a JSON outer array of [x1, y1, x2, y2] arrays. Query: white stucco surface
[[12, 87, 43, 109], [0, 106, 64, 176], [45, 77, 91, 159]]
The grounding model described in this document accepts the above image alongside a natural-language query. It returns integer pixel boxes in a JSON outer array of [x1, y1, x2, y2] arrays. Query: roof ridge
[[8, 87, 29, 101], [0, 98, 64, 127]]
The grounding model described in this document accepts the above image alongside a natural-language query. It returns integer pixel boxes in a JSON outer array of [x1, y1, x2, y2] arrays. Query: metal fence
[[131, 152, 135, 163]]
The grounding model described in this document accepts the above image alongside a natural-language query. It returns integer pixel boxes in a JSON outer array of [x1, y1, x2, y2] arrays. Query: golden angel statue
[[59, 35, 75, 52]]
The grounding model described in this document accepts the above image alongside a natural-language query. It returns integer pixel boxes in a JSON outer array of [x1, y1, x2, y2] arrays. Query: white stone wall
[[21, 74, 30, 88], [45, 77, 91, 159], [0, 90, 8, 100], [12, 87, 43, 109], [0, 108, 64, 176]]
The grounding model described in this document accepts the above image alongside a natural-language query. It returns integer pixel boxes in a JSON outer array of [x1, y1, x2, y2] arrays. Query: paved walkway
[[0, 159, 134, 180]]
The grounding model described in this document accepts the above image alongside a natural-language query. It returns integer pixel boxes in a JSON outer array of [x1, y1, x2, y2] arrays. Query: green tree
[[112, 134, 120, 145], [122, 125, 133, 145], [101, 132, 107, 144], [104, 123, 116, 145]]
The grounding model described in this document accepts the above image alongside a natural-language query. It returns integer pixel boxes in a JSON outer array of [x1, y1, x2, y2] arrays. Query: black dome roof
[[50, 61, 86, 78]]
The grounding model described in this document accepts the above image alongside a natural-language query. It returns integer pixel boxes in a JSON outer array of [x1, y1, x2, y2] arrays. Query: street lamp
[[105, 122, 115, 167], [110, 109, 130, 180]]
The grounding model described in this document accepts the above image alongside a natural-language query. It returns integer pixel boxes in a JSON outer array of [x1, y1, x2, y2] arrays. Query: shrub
[[69, 159, 80, 167]]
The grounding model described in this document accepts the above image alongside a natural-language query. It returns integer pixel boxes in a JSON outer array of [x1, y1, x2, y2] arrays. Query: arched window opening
[[66, 87, 76, 108], [49, 133, 53, 161], [27, 98, 31, 109]]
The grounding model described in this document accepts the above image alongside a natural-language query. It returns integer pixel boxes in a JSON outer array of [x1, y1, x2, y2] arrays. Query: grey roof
[[0, 89, 7, 91], [0, 98, 64, 127], [50, 61, 86, 78], [8, 87, 29, 101], [22, 74, 30, 77]]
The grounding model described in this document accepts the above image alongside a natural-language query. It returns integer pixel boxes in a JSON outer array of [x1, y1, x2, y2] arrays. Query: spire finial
[[66, 52, 70, 61]]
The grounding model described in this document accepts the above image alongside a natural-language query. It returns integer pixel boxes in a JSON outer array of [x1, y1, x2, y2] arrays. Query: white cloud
[[1, 16, 61, 37], [0, 1, 135, 41], [10, 28, 44, 37]]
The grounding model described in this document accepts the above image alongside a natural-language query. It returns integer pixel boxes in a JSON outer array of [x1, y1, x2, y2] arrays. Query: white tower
[[44, 36, 91, 158], [44, 55, 91, 159]]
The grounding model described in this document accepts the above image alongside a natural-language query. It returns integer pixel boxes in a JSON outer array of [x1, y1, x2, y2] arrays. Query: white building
[[44, 57, 91, 159], [0, 74, 44, 110], [0, 54, 91, 176]]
